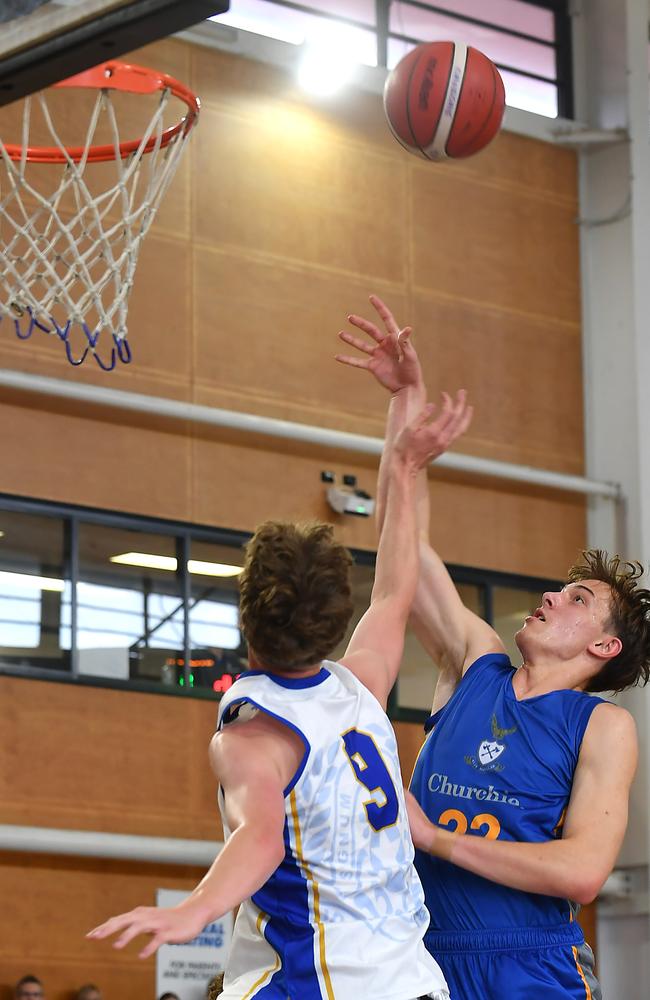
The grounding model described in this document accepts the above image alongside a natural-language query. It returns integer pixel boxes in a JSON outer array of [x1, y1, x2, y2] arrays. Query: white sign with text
[[155, 888, 233, 1000]]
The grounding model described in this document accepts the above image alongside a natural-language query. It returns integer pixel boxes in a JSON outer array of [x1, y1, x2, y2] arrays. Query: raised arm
[[337, 295, 503, 700], [87, 713, 301, 958], [406, 702, 637, 902], [339, 398, 470, 708]]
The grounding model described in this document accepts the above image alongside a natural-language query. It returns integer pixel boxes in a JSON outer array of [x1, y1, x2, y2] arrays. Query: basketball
[[383, 41, 506, 161]]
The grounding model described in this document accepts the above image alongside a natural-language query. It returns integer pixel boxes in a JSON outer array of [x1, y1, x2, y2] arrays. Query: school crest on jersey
[[465, 714, 517, 772]]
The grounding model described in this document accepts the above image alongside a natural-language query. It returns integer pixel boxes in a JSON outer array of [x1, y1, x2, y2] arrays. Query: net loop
[[0, 61, 199, 370]]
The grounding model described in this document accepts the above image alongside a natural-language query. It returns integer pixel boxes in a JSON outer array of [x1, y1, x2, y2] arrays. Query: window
[[75, 524, 186, 683], [186, 538, 245, 694], [213, 0, 572, 118], [0, 495, 561, 721], [0, 509, 70, 673]]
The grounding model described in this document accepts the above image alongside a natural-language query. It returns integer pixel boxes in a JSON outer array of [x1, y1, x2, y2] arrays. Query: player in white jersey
[[87, 335, 471, 998], [218, 660, 434, 999]]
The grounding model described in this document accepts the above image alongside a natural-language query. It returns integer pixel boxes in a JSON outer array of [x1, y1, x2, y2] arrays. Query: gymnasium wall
[[0, 35, 585, 579], [0, 33, 588, 1000]]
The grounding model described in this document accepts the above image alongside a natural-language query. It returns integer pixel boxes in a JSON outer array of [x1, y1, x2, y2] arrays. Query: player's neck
[[248, 649, 323, 678], [513, 655, 592, 699]]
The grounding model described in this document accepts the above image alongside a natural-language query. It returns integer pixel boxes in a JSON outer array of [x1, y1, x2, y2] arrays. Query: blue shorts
[[425, 926, 600, 1000]]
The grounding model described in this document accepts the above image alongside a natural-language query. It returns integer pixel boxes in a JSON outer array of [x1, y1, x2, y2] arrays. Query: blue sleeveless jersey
[[410, 653, 605, 940]]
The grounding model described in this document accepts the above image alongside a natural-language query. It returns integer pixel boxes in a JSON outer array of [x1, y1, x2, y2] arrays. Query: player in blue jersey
[[87, 391, 473, 999], [336, 295, 650, 1000]]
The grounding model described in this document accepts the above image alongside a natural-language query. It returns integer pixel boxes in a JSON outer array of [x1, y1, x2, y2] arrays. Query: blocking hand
[[335, 293, 422, 393], [395, 390, 472, 469]]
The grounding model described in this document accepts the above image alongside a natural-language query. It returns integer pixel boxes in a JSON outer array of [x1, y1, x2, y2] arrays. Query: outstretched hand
[[335, 294, 422, 393], [395, 390, 472, 470], [86, 902, 207, 960]]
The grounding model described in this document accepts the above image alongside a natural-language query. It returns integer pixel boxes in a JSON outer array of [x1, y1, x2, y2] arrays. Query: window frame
[[0, 493, 563, 722], [220, 0, 573, 118]]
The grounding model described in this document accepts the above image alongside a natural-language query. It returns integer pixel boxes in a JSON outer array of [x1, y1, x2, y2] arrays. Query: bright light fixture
[[297, 30, 359, 97], [0, 570, 64, 592], [110, 552, 242, 578], [189, 559, 242, 578]]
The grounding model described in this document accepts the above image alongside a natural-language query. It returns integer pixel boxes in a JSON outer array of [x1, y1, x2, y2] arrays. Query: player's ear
[[589, 635, 622, 660]]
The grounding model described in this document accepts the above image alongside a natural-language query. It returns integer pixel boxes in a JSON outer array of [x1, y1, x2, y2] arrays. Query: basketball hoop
[[0, 61, 200, 370]]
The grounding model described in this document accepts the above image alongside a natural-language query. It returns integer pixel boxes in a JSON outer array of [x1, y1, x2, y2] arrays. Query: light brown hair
[[206, 972, 224, 1000], [239, 521, 354, 672], [568, 549, 650, 692]]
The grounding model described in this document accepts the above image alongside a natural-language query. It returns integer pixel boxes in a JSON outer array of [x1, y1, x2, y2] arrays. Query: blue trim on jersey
[[252, 917, 288, 999], [252, 817, 325, 998], [424, 653, 512, 732], [238, 667, 331, 689], [219, 697, 311, 796]]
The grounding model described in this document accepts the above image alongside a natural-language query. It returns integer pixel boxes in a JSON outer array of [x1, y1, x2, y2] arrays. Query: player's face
[[515, 579, 615, 662]]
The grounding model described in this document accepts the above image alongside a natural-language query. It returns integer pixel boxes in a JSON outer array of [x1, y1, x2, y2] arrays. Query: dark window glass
[[0, 509, 70, 672]]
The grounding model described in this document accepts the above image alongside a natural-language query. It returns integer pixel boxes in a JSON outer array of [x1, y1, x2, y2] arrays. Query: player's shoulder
[[210, 709, 304, 782], [582, 701, 638, 766], [587, 700, 637, 737]]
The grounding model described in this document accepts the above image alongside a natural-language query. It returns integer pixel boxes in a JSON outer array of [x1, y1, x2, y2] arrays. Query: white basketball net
[[0, 81, 195, 369]]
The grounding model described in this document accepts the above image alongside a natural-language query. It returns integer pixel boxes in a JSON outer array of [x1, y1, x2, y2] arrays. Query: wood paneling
[[0, 41, 585, 557], [0, 677, 221, 839], [0, 854, 205, 1000]]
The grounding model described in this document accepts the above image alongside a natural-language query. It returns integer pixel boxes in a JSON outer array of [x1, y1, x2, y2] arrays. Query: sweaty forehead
[[564, 579, 613, 606]]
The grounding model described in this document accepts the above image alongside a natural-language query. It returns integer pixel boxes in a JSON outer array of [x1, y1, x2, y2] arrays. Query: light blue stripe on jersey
[[252, 815, 326, 998]]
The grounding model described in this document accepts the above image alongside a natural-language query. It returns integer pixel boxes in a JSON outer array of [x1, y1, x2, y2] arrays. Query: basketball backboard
[[0, 0, 230, 107]]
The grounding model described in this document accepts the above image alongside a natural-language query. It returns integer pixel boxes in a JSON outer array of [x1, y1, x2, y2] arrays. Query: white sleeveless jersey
[[216, 660, 447, 1000]]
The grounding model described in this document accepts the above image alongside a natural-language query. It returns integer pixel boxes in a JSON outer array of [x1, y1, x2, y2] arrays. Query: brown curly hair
[[239, 521, 354, 672], [206, 972, 224, 999], [567, 549, 650, 693]]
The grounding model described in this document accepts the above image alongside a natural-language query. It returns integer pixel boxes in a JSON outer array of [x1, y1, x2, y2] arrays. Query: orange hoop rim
[[3, 61, 200, 164]]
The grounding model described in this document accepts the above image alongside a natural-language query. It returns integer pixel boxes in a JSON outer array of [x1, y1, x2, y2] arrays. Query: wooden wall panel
[[193, 105, 408, 284], [0, 37, 586, 577], [0, 678, 221, 839], [191, 246, 407, 427], [0, 394, 193, 520], [0, 854, 204, 1000], [410, 163, 580, 324]]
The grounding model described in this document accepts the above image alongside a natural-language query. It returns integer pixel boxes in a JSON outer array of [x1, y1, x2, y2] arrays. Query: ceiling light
[[297, 32, 359, 97], [110, 552, 242, 578], [0, 570, 64, 592], [188, 559, 242, 578]]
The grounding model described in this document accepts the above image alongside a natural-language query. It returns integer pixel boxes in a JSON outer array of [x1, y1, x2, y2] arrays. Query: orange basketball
[[383, 41, 506, 161]]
